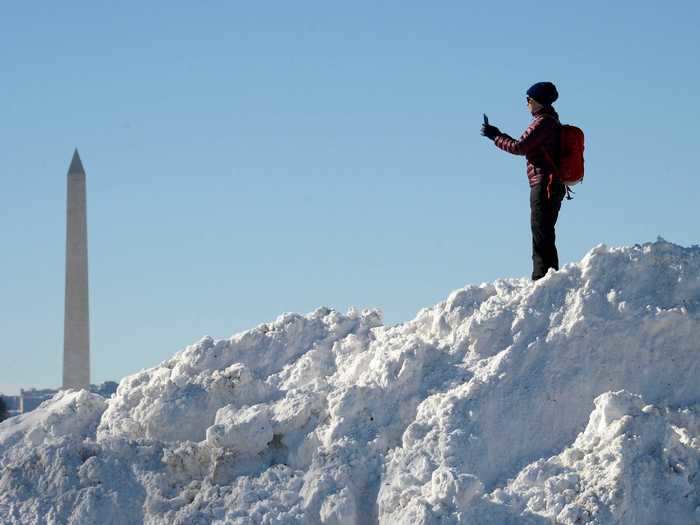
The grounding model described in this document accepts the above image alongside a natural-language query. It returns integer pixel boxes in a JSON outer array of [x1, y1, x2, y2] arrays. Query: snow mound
[[2, 239, 700, 524], [493, 390, 700, 524]]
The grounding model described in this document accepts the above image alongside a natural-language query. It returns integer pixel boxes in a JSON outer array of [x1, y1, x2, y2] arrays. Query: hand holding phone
[[481, 114, 499, 140]]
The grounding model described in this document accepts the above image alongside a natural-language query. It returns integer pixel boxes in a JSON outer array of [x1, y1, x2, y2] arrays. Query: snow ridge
[[2, 239, 700, 524]]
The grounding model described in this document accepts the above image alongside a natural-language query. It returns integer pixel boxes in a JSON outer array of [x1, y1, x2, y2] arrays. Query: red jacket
[[494, 107, 560, 187]]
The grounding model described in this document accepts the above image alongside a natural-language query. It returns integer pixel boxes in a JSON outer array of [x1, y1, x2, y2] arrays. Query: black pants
[[530, 182, 565, 280]]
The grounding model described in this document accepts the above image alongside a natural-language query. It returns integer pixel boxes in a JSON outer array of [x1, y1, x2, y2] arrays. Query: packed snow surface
[[2, 240, 700, 524]]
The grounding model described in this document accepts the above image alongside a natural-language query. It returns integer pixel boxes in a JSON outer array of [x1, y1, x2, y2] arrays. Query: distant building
[[1, 395, 21, 418], [0, 381, 118, 418], [18, 388, 57, 413]]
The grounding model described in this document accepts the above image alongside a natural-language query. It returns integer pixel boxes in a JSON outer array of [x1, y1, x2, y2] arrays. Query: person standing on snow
[[481, 81, 565, 281]]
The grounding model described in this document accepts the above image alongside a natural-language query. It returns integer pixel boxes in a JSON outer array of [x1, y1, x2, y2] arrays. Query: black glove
[[480, 123, 500, 140]]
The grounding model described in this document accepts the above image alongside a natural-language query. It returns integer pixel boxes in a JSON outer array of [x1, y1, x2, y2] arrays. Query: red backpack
[[558, 125, 585, 186]]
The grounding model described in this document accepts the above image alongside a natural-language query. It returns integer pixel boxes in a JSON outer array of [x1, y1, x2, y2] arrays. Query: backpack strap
[[538, 114, 563, 200]]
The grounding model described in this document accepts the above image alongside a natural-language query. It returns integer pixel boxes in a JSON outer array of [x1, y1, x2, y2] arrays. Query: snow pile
[[494, 390, 700, 524], [2, 239, 700, 524]]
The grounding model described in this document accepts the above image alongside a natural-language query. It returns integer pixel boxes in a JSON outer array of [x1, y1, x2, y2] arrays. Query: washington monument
[[63, 149, 90, 389]]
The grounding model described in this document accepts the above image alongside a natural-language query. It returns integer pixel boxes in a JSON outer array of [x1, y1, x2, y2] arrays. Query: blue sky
[[2, 2, 698, 394]]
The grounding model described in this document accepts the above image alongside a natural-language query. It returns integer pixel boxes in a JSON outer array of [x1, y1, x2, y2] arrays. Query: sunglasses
[[526, 96, 532, 103]]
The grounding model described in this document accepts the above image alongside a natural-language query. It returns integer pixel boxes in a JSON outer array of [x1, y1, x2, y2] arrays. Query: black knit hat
[[526, 82, 559, 105]]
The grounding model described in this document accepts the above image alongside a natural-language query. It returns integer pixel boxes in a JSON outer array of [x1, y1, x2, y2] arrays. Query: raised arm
[[494, 116, 557, 156]]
